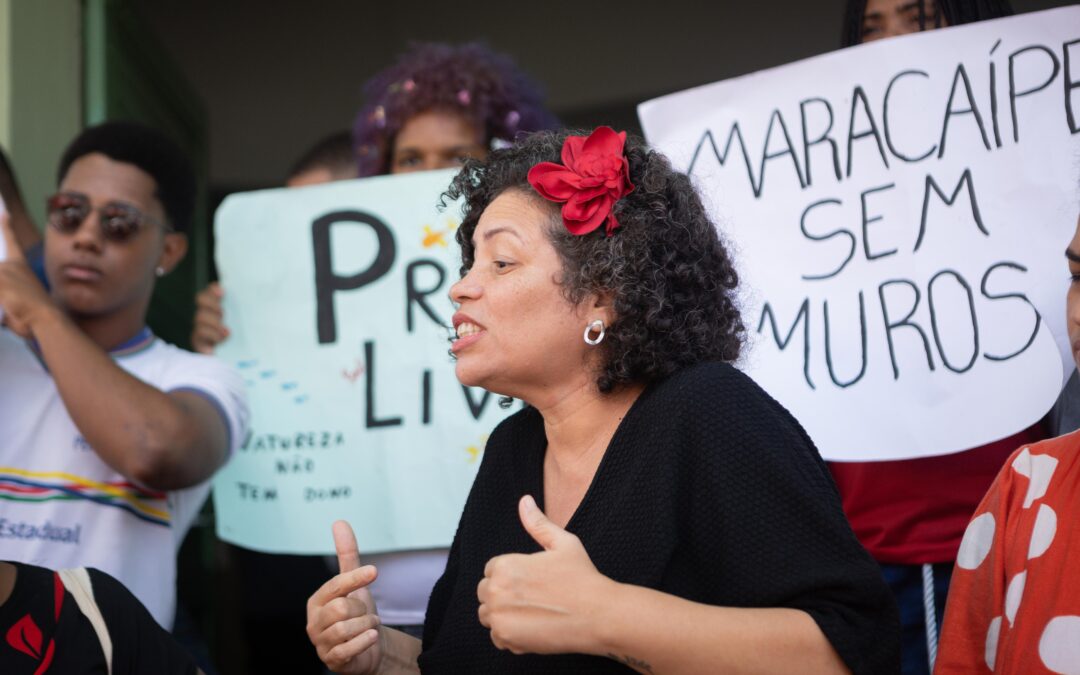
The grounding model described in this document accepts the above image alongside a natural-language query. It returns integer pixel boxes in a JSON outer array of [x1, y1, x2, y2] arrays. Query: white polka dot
[[986, 616, 1002, 671], [1005, 571, 1026, 626], [957, 513, 996, 570], [1028, 504, 1058, 560], [1011, 448, 1060, 509], [1039, 616, 1080, 674]]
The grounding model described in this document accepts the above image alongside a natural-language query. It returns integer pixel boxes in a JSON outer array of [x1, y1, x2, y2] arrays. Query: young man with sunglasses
[[0, 122, 248, 630]]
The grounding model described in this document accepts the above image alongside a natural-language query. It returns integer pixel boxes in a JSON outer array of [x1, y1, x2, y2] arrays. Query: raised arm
[[190, 282, 230, 355], [0, 216, 229, 490], [6, 205, 41, 253], [0, 150, 42, 252]]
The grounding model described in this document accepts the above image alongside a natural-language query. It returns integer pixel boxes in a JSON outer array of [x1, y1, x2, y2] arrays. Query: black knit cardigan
[[418, 362, 900, 674]]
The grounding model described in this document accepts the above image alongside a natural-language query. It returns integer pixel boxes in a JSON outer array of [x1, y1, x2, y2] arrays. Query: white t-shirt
[[365, 549, 449, 627], [0, 327, 249, 628]]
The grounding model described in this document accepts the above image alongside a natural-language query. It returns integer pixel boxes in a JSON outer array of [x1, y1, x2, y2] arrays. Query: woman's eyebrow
[[482, 226, 524, 242]]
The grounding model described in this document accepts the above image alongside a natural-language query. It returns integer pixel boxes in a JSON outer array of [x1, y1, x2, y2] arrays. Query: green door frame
[[82, 0, 211, 349]]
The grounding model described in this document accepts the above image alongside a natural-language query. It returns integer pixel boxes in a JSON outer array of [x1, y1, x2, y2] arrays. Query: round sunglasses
[[46, 192, 172, 243]]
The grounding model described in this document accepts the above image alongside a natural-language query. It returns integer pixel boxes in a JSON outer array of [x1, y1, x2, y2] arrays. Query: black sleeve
[[84, 569, 198, 675], [678, 364, 900, 675]]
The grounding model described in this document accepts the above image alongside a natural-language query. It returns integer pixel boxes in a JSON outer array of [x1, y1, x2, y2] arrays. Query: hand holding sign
[[191, 282, 229, 355], [0, 197, 6, 261], [0, 199, 6, 324], [0, 212, 54, 339], [476, 495, 615, 656], [305, 521, 383, 674]]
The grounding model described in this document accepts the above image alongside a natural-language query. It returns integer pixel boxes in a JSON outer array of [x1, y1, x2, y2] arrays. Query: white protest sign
[[212, 170, 513, 554], [639, 7, 1079, 462]]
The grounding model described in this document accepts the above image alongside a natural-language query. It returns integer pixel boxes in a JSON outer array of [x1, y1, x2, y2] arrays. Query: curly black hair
[[57, 121, 196, 234], [445, 129, 745, 394]]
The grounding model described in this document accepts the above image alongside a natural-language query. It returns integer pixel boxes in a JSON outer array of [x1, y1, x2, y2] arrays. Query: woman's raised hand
[[477, 495, 617, 657], [306, 521, 384, 674]]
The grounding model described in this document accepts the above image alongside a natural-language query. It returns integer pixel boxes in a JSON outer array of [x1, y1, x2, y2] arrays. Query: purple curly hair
[[352, 42, 558, 178]]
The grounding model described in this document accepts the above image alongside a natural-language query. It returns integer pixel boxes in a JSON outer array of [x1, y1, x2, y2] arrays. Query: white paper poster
[[640, 8, 1080, 461], [212, 171, 512, 553]]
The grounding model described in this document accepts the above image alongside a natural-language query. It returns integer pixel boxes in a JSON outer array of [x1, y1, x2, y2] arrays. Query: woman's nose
[[449, 273, 480, 304]]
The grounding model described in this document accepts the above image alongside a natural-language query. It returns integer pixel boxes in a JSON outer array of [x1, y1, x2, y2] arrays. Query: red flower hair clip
[[527, 126, 635, 236]]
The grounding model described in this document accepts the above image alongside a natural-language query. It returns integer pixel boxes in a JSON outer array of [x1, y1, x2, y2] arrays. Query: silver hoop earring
[[583, 319, 605, 346], [155, 267, 166, 278]]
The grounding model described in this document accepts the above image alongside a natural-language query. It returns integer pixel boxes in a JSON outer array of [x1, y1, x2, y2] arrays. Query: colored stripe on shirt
[[0, 467, 170, 527]]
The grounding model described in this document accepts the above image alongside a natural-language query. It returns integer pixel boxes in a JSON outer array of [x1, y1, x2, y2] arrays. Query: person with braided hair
[[829, 2, 1043, 674], [840, 0, 1014, 46]]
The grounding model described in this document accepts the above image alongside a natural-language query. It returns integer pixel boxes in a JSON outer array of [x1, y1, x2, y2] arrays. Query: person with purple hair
[[353, 42, 557, 178], [341, 42, 556, 640], [191, 42, 555, 352], [192, 42, 556, 642]]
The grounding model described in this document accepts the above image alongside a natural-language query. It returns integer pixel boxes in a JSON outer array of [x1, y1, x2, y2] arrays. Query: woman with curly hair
[[306, 128, 900, 674], [840, 0, 1012, 46]]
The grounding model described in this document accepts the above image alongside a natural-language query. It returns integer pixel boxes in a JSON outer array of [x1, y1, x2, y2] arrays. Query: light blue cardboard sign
[[211, 170, 512, 554]]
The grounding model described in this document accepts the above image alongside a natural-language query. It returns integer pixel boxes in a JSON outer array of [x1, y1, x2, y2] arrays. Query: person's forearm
[[377, 627, 421, 675], [591, 581, 850, 675], [29, 307, 220, 489], [8, 209, 41, 252]]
